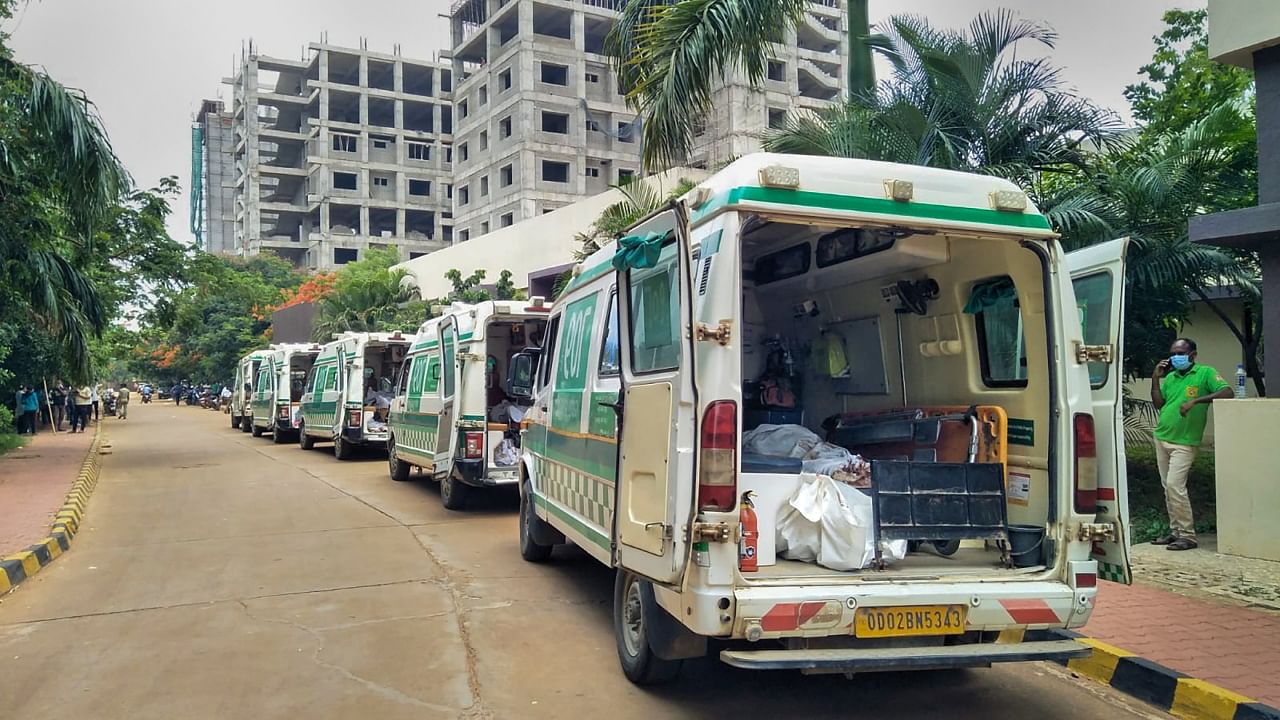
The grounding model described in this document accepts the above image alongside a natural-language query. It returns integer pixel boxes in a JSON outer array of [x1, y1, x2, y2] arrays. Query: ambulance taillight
[[1073, 413, 1098, 514], [698, 400, 737, 512]]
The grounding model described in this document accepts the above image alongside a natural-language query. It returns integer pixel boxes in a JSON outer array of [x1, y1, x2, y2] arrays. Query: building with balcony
[[445, 0, 848, 243], [221, 41, 456, 270]]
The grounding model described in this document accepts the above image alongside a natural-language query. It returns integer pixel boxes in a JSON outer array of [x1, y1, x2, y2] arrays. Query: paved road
[[0, 405, 1167, 719]]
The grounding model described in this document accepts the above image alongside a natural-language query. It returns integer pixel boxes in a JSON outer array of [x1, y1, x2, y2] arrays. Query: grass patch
[[0, 432, 26, 457], [1125, 443, 1216, 543]]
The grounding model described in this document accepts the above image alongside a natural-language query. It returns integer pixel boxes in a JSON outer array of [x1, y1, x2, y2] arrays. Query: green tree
[[1124, 9, 1255, 142], [606, 0, 808, 170], [312, 248, 422, 340], [0, 0, 135, 383], [764, 11, 1119, 187], [134, 253, 304, 383], [575, 177, 698, 260]]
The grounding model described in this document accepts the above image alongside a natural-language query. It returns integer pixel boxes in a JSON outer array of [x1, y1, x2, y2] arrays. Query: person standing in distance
[[1150, 338, 1234, 551]]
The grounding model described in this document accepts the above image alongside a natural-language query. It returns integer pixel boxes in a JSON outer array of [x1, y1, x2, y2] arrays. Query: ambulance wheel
[[299, 424, 315, 450], [440, 471, 471, 511], [519, 479, 553, 562], [231, 414, 240, 429], [241, 416, 252, 433], [251, 423, 264, 438], [334, 435, 353, 460], [388, 438, 411, 481], [614, 570, 682, 685], [272, 427, 289, 444]]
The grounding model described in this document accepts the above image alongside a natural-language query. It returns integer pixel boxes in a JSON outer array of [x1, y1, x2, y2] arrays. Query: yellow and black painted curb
[[1032, 629, 1280, 719], [0, 424, 104, 595]]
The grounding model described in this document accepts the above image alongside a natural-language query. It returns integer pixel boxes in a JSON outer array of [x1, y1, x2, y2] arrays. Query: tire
[[613, 570, 683, 685], [272, 426, 289, 444], [334, 434, 353, 460], [519, 478, 553, 562], [388, 437, 411, 481], [242, 415, 253, 433], [231, 413, 240, 430], [440, 470, 471, 511], [933, 539, 961, 556], [299, 423, 315, 450], [251, 421, 264, 438]]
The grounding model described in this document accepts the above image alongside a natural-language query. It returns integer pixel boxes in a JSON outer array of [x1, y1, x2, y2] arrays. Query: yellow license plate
[[854, 605, 967, 638]]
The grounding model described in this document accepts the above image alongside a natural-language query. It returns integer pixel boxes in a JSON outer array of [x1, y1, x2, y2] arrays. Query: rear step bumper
[[720, 639, 1089, 671]]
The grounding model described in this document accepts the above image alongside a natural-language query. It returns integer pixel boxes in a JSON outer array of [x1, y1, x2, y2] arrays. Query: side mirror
[[507, 350, 541, 403]]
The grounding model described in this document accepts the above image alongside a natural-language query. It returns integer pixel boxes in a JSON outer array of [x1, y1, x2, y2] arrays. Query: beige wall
[[1208, 0, 1280, 68], [1214, 400, 1280, 561], [393, 168, 707, 299], [1123, 296, 1253, 444]]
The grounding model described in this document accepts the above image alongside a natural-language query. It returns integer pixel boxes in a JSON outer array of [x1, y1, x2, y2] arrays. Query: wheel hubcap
[[622, 577, 643, 657]]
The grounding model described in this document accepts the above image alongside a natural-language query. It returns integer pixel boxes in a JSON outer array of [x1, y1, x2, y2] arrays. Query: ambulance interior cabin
[[736, 215, 1057, 577], [363, 341, 408, 422], [484, 317, 548, 420], [363, 342, 407, 396], [289, 353, 317, 402]]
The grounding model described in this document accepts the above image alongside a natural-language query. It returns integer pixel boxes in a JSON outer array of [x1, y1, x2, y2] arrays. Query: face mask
[[1170, 354, 1192, 371]]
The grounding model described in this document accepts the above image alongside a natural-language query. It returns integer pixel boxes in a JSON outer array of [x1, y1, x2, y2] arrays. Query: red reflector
[[1097, 487, 1116, 501], [698, 401, 737, 511], [1073, 414, 1097, 514], [348, 409, 362, 427], [1075, 572, 1097, 588], [278, 405, 290, 419]]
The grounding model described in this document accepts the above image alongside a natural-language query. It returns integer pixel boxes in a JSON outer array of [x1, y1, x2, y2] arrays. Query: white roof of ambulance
[[577, 153, 1057, 272]]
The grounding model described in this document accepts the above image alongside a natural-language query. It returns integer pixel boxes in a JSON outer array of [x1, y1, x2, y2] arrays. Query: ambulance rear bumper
[[719, 638, 1089, 671]]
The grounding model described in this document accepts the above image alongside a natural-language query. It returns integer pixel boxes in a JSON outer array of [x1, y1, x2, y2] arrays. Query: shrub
[[1125, 444, 1217, 543]]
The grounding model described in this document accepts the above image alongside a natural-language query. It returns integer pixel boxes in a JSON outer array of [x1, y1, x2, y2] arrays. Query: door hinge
[[1074, 342, 1113, 364], [644, 522, 674, 540], [695, 319, 733, 346], [690, 521, 735, 543], [1078, 522, 1117, 542]]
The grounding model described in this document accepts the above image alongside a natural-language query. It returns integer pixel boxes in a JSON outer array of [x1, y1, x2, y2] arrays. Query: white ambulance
[[298, 331, 414, 459], [232, 348, 272, 431], [249, 343, 320, 443], [387, 301, 549, 509], [511, 154, 1131, 683]]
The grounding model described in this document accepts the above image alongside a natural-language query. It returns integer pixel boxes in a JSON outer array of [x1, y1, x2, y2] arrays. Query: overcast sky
[[5, 0, 1204, 246]]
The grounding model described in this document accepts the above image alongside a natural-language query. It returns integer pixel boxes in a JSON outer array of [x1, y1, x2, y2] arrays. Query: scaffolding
[[190, 125, 205, 248]]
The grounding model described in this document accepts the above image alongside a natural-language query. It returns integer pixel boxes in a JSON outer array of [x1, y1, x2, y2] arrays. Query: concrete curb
[[0, 424, 105, 595], [1031, 629, 1280, 719]]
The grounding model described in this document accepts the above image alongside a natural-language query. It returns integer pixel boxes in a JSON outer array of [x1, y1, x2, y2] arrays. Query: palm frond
[[607, 0, 807, 170], [1, 57, 131, 233]]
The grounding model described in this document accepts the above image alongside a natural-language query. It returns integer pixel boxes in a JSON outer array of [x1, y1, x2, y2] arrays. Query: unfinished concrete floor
[[0, 405, 1167, 719]]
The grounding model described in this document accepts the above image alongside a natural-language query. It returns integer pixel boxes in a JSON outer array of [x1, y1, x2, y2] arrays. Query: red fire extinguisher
[[739, 490, 758, 573]]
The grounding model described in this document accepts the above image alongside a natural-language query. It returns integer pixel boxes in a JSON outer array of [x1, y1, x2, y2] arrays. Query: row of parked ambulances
[[230, 302, 549, 509], [229, 154, 1134, 685]]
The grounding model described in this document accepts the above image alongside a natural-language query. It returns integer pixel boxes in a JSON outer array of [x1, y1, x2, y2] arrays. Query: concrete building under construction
[[208, 40, 456, 270], [445, 0, 849, 243]]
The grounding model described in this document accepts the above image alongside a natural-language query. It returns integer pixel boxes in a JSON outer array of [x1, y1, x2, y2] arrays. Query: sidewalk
[[1082, 536, 1280, 707], [0, 423, 95, 555]]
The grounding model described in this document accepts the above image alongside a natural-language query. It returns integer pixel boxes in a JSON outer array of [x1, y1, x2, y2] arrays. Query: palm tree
[[574, 177, 698, 260], [1061, 99, 1263, 392], [0, 56, 131, 379], [766, 11, 1120, 184], [606, 0, 809, 171]]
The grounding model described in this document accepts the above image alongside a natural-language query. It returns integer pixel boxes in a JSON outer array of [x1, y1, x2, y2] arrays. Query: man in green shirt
[[1149, 338, 1234, 551]]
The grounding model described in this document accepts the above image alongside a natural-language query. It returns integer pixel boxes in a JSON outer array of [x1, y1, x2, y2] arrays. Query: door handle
[[598, 400, 624, 417]]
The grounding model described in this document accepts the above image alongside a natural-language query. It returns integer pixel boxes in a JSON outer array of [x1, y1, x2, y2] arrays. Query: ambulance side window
[[972, 275, 1028, 387], [540, 315, 562, 389], [598, 290, 620, 376], [627, 243, 681, 374], [305, 365, 321, 394]]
